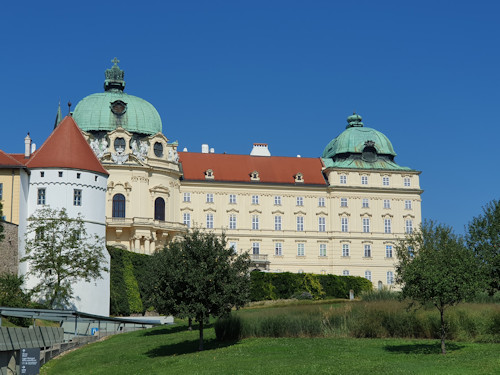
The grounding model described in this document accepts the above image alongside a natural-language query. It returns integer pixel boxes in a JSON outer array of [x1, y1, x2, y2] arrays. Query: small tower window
[[77, 173, 81, 179], [58, 171, 63, 177]]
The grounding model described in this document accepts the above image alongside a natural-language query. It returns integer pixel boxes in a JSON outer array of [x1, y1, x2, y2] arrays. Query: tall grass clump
[[360, 288, 401, 302], [215, 300, 500, 342]]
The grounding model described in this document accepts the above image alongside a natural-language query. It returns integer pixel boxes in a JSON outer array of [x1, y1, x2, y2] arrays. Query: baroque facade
[[70, 60, 422, 289]]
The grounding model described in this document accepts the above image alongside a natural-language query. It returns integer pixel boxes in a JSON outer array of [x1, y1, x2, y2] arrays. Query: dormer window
[[250, 171, 260, 181], [205, 169, 214, 179], [295, 172, 304, 183], [114, 137, 126, 152], [362, 140, 377, 162]]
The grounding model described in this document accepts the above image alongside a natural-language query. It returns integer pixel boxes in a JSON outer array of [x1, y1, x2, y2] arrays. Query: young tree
[[21, 207, 107, 309], [466, 199, 500, 296], [151, 229, 251, 351], [395, 220, 482, 354]]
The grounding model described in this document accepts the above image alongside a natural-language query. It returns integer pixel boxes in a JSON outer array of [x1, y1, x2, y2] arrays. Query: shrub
[[0, 273, 32, 327], [215, 314, 242, 341]]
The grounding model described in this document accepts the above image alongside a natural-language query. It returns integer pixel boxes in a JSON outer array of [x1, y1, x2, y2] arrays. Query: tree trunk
[[440, 307, 446, 355], [188, 318, 192, 331], [198, 319, 204, 351]]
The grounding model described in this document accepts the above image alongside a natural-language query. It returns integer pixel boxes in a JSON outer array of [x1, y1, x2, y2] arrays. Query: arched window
[[154, 197, 165, 221], [112, 194, 126, 218]]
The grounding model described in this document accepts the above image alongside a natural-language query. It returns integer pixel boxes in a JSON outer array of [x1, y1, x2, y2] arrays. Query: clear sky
[[1, 1, 498, 234]]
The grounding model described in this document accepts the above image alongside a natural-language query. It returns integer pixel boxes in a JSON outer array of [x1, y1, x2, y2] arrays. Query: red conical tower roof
[[26, 116, 108, 175]]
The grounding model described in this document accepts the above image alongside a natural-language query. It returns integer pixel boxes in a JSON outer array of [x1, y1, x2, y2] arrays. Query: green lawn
[[41, 321, 499, 375]]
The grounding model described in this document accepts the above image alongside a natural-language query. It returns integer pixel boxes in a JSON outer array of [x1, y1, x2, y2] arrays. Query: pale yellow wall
[[179, 167, 422, 287], [0, 169, 22, 224]]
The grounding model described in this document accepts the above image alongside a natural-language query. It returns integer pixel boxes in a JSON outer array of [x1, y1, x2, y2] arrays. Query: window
[[318, 197, 325, 207], [362, 218, 370, 233], [342, 244, 350, 257], [340, 175, 347, 184], [297, 243, 305, 256], [341, 217, 348, 232], [342, 270, 350, 276], [114, 137, 126, 151], [408, 246, 414, 258], [76, 173, 81, 179], [58, 171, 63, 177], [319, 244, 327, 257], [37, 188, 46, 205], [404, 177, 411, 187], [229, 242, 238, 253], [382, 176, 390, 186], [154, 197, 165, 221], [252, 242, 260, 255], [252, 195, 259, 205], [386, 245, 393, 258], [183, 213, 191, 228], [252, 215, 259, 230], [361, 176, 368, 185], [206, 213, 214, 229], [297, 216, 304, 231], [206, 193, 214, 203], [340, 198, 348, 207], [154, 142, 163, 157], [183, 192, 191, 202], [405, 200, 412, 210], [229, 214, 237, 229], [112, 194, 125, 217], [318, 217, 326, 232], [274, 215, 282, 231], [384, 218, 392, 233], [387, 271, 394, 285], [40, 172, 44, 177], [364, 244, 371, 258], [362, 198, 369, 208], [274, 196, 282, 205], [73, 189, 82, 206], [95, 176, 98, 182], [365, 271, 372, 281], [383, 199, 391, 209], [0, 183, 2, 200], [296, 196, 304, 206], [405, 219, 413, 234], [229, 194, 236, 204], [275, 242, 282, 256]]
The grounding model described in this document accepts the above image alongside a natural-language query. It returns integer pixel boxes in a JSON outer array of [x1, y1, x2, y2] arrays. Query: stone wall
[[0, 222, 18, 275]]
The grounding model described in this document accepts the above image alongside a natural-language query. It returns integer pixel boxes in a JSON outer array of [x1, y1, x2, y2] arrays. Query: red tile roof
[[0, 149, 25, 167], [26, 116, 108, 175], [179, 152, 326, 185]]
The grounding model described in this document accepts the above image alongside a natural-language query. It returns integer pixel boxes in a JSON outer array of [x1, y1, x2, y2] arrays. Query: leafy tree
[[395, 220, 483, 354], [21, 207, 107, 309], [0, 273, 33, 326], [466, 199, 500, 296], [151, 229, 251, 350]]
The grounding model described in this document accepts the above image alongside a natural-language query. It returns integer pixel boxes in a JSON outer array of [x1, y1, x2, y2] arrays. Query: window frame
[[229, 194, 237, 204], [364, 244, 371, 258], [37, 188, 46, 205], [386, 245, 393, 258], [275, 242, 282, 256], [319, 243, 327, 257], [318, 197, 325, 207], [183, 212, 191, 228], [274, 215, 282, 231], [341, 217, 348, 232], [229, 214, 237, 229], [206, 193, 214, 203], [206, 213, 214, 229], [296, 216, 304, 231], [183, 192, 191, 202], [252, 215, 260, 230], [318, 217, 326, 232], [296, 196, 304, 206], [342, 243, 350, 257], [340, 198, 348, 207], [384, 218, 392, 233], [251, 195, 259, 205], [274, 195, 282, 205], [297, 243, 305, 256]]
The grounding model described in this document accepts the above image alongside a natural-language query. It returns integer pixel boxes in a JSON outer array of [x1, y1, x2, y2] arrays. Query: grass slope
[[41, 321, 499, 375]]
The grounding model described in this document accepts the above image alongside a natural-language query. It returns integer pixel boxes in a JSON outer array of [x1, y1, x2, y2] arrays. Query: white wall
[[23, 168, 110, 316]]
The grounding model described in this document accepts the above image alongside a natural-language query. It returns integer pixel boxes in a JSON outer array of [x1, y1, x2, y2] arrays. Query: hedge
[[249, 271, 372, 301], [108, 246, 153, 316]]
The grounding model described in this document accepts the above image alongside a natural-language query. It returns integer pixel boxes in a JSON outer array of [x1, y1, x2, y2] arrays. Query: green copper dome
[[322, 114, 411, 171], [73, 58, 162, 136], [322, 114, 396, 159]]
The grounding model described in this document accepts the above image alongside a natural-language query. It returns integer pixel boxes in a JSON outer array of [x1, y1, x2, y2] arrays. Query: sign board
[[20, 347, 40, 375], [91, 327, 99, 335]]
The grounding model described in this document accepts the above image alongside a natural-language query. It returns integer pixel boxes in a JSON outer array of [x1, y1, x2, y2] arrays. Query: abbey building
[[1, 60, 422, 299]]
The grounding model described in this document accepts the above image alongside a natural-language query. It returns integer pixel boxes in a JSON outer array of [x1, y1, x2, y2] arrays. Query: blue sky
[[1, 1, 498, 234]]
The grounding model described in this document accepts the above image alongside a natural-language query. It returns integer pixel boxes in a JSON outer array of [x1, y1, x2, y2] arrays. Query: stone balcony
[[250, 253, 270, 271]]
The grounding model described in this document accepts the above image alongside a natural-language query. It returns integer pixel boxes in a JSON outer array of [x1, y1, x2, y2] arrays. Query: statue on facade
[[131, 140, 149, 162], [90, 138, 108, 159], [111, 146, 128, 164]]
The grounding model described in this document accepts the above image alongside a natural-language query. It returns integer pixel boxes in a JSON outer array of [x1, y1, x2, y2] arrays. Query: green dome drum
[[73, 58, 162, 136]]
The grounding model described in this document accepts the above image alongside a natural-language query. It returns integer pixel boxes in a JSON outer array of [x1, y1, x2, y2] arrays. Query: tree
[[21, 207, 107, 309], [395, 220, 483, 354], [151, 229, 251, 350], [466, 199, 500, 296]]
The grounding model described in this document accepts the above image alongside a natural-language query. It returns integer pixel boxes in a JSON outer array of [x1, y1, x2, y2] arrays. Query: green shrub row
[[250, 271, 372, 301], [215, 301, 500, 342], [108, 246, 153, 316]]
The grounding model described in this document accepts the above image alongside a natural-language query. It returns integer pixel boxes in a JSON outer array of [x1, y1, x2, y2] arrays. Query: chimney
[[201, 144, 209, 153], [31, 143, 36, 153], [24, 133, 32, 158], [250, 143, 271, 157], [183, 147, 188, 152], [210, 147, 215, 153]]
